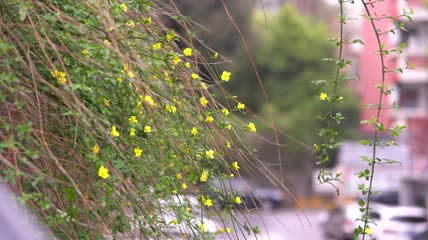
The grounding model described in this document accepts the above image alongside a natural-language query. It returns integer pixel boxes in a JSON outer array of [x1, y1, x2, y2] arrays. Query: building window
[[398, 25, 418, 46], [398, 85, 419, 108], [397, 23, 428, 55]]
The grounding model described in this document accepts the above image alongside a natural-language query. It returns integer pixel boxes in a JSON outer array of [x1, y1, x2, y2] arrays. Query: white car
[[111, 195, 220, 240], [322, 203, 428, 240], [159, 195, 219, 238], [321, 202, 363, 240], [371, 205, 428, 240]]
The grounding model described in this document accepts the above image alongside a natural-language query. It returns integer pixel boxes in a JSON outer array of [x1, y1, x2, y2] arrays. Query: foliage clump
[[0, 1, 260, 239]]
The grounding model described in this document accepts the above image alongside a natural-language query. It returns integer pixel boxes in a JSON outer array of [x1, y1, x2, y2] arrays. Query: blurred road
[[217, 208, 327, 240]]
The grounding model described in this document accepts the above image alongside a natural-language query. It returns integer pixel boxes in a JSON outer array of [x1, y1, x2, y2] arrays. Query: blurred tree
[[160, 0, 254, 59], [231, 5, 359, 195]]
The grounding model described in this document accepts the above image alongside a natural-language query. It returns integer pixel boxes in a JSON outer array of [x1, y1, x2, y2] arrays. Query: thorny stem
[[360, 1, 386, 239]]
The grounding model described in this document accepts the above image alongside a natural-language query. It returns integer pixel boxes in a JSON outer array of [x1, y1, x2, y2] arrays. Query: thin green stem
[[318, 0, 344, 186], [333, 1, 344, 91], [360, 1, 386, 239]]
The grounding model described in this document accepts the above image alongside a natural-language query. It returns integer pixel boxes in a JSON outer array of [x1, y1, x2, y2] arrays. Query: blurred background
[[168, 0, 428, 239]]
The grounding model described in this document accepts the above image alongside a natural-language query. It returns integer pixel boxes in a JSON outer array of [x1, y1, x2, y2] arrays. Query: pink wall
[[407, 0, 425, 8], [408, 56, 427, 69], [359, 0, 398, 133]]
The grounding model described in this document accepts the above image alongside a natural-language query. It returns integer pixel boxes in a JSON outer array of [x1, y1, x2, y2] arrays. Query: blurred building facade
[[358, 0, 428, 206], [255, 0, 330, 17]]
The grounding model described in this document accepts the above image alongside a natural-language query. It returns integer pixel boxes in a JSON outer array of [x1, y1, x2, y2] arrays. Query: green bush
[[0, 1, 260, 239]]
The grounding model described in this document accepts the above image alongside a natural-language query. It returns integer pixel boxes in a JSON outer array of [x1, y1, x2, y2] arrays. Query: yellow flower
[[117, 77, 123, 83], [144, 17, 152, 25], [104, 98, 110, 107], [191, 73, 199, 79], [127, 71, 135, 78], [51, 70, 67, 85], [231, 161, 240, 171], [200, 170, 208, 182], [226, 141, 231, 148], [165, 104, 176, 113], [200, 82, 208, 90], [226, 227, 231, 233], [166, 32, 175, 41], [171, 219, 178, 225], [200, 97, 208, 107], [247, 122, 256, 133], [225, 124, 232, 130], [152, 42, 162, 51], [125, 20, 135, 27], [218, 227, 224, 233], [204, 198, 213, 207], [213, 52, 219, 59], [120, 4, 128, 12], [229, 173, 234, 177], [221, 108, 230, 116], [236, 102, 245, 110], [235, 196, 242, 204], [103, 39, 111, 45], [191, 127, 198, 136], [144, 125, 152, 133], [200, 223, 206, 232], [365, 227, 372, 235], [172, 56, 181, 65], [221, 71, 231, 81], [205, 116, 214, 123], [320, 92, 328, 101], [57, 77, 67, 85], [82, 49, 89, 56], [134, 147, 143, 157], [205, 149, 214, 159], [144, 95, 155, 106], [136, 101, 142, 109], [176, 173, 182, 180], [129, 128, 136, 136], [184, 62, 191, 68], [182, 182, 187, 190], [183, 47, 193, 57], [128, 116, 138, 124], [98, 165, 109, 179], [93, 144, 100, 154], [111, 126, 120, 137]]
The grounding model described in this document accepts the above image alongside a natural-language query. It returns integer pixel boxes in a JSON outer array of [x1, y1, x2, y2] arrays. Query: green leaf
[[358, 198, 365, 207], [359, 139, 372, 146], [63, 187, 78, 202], [351, 39, 364, 45], [399, 42, 408, 49], [19, 3, 28, 22], [252, 226, 260, 234]]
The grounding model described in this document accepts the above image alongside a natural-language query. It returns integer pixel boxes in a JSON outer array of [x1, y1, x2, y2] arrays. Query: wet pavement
[[216, 208, 327, 240]]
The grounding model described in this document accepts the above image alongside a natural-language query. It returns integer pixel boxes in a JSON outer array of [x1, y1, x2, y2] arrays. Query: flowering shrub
[[0, 1, 260, 239]]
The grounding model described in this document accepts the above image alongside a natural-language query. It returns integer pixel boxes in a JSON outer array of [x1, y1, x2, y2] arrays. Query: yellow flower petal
[[183, 47, 193, 57], [98, 165, 109, 179]]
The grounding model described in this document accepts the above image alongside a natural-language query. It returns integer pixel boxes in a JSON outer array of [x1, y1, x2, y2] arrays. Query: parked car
[[373, 205, 428, 240], [208, 177, 285, 210], [322, 203, 428, 240], [159, 195, 219, 237], [254, 187, 285, 209], [370, 191, 399, 206], [321, 202, 360, 240]]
